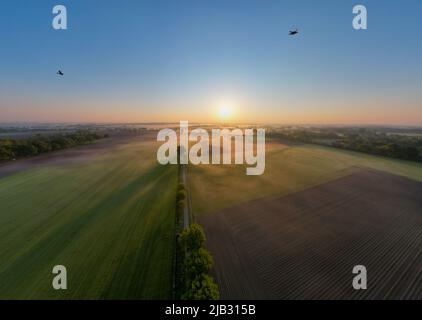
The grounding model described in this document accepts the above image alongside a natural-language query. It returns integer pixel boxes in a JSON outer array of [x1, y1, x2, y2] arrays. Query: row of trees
[[332, 133, 422, 161], [270, 129, 422, 162], [0, 131, 108, 161], [178, 224, 220, 300], [175, 182, 219, 300], [176, 183, 187, 224]]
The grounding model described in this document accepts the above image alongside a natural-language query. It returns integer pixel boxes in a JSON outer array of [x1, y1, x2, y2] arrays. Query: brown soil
[[200, 169, 422, 299]]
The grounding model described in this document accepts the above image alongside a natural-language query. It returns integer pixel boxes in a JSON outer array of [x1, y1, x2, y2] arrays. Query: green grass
[[189, 142, 422, 215], [0, 140, 177, 299], [2, 139, 422, 299]]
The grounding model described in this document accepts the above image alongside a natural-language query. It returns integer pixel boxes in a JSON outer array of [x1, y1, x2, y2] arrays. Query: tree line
[[0, 131, 108, 161], [178, 223, 219, 300], [270, 128, 422, 162], [175, 181, 219, 300]]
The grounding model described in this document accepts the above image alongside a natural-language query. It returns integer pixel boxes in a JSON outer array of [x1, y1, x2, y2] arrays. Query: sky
[[0, 0, 421, 125]]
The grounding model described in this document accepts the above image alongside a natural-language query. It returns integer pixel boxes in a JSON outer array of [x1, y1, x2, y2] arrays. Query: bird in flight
[[57, 70, 64, 76], [289, 28, 299, 36]]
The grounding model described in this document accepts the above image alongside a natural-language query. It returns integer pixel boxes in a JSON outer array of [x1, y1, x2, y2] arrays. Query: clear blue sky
[[1, 0, 421, 124]]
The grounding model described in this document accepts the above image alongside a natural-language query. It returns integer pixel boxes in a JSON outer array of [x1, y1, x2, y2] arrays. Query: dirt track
[[200, 170, 422, 299]]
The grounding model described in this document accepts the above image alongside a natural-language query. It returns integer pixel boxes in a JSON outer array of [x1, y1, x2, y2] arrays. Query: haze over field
[[0, 136, 177, 299], [0, 0, 422, 301]]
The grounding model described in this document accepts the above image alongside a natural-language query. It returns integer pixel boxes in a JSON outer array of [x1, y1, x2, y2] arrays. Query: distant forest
[[0, 131, 107, 161], [270, 128, 422, 162]]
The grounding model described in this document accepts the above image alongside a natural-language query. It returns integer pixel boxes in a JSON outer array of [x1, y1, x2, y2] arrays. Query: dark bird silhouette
[[57, 70, 64, 76], [289, 28, 299, 36]]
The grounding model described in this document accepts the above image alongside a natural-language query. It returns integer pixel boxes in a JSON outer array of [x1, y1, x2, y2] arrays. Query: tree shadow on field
[[0, 163, 174, 299]]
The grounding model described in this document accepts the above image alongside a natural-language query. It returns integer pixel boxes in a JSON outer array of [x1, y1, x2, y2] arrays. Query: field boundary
[[172, 156, 220, 299], [173, 159, 191, 298], [181, 164, 192, 227]]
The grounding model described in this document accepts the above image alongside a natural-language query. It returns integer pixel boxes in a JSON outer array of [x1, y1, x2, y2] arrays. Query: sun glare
[[218, 103, 234, 121]]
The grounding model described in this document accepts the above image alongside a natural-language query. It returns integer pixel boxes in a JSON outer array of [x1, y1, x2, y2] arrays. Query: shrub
[[182, 274, 220, 300], [185, 247, 213, 279], [179, 224, 206, 252], [176, 199, 186, 221], [177, 189, 187, 201], [0, 146, 14, 160]]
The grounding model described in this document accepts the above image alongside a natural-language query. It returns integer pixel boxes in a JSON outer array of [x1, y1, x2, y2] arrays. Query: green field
[[0, 140, 177, 299], [2, 138, 422, 299], [189, 141, 422, 215]]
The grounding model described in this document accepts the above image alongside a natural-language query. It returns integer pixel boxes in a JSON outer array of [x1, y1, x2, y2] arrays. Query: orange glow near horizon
[[1, 99, 422, 126]]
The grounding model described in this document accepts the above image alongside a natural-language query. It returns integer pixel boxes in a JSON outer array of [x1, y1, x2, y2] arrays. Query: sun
[[218, 103, 234, 121]]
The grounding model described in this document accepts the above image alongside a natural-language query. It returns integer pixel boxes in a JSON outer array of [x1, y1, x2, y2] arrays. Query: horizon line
[[1, 121, 422, 128]]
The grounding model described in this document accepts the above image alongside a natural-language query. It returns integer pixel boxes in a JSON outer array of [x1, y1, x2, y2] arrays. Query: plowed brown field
[[200, 170, 422, 299]]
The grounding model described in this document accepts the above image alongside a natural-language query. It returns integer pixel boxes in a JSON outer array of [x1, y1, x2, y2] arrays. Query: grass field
[[0, 138, 177, 299], [189, 141, 422, 215], [2, 137, 422, 300]]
